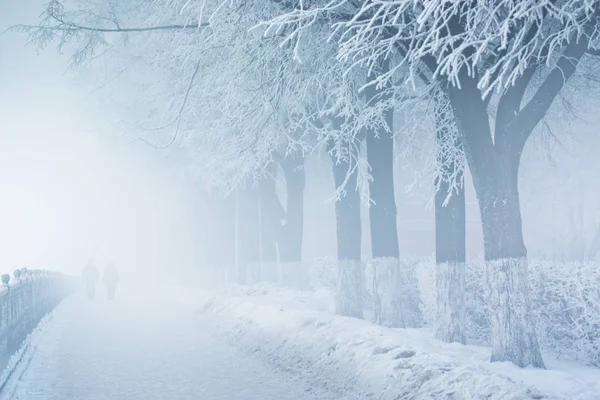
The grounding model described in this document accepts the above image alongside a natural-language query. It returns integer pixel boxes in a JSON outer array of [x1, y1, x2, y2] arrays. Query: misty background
[[1, 0, 599, 280]]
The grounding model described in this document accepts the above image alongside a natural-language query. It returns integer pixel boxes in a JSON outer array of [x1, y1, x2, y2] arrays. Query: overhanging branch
[[131, 60, 201, 150], [49, 14, 208, 33], [506, 36, 589, 158]]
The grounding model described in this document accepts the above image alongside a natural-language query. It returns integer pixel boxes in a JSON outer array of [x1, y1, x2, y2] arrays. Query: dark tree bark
[[364, 60, 400, 260], [445, 35, 588, 364], [329, 136, 364, 319], [259, 163, 285, 283], [448, 73, 533, 261], [331, 149, 362, 261], [448, 76, 541, 367], [364, 59, 405, 327], [236, 181, 261, 285], [203, 191, 236, 285], [433, 94, 467, 344], [434, 175, 466, 264], [278, 154, 305, 264], [277, 154, 308, 289], [255, 154, 306, 287]]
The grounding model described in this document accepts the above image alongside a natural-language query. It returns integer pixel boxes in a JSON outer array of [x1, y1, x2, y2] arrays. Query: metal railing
[[0, 268, 74, 372]]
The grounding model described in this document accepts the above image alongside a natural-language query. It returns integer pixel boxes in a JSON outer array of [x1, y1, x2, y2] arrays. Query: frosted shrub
[[303, 257, 600, 366], [416, 259, 490, 342], [464, 261, 492, 345], [309, 257, 337, 291], [528, 260, 600, 366], [415, 259, 600, 366], [397, 258, 423, 328], [415, 258, 436, 327]]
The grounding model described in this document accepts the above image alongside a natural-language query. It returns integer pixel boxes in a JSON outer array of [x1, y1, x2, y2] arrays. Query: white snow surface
[[1, 286, 352, 400], [196, 284, 600, 400]]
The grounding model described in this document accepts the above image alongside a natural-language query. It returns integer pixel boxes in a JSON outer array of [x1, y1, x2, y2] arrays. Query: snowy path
[[5, 287, 347, 400]]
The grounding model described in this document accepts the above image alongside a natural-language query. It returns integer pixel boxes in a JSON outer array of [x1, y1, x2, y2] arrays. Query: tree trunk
[[434, 180, 466, 344], [433, 94, 467, 344], [207, 191, 236, 286], [278, 155, 307, 289], [479, 184, 544, 368], [236, 181, 261, 285], [330, 142, 364, 319], [259, 163, 284, 283], [364, 61, 403, 327], [448, 80, 544, 368], [221, 194, 237, 283]]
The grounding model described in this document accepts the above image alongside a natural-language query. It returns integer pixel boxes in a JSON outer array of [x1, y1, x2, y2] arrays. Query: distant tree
[[275, 152, 307, 287]]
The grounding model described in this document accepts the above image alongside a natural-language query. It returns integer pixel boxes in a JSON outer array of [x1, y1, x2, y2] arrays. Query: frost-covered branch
[[261, 0, 600, 95]]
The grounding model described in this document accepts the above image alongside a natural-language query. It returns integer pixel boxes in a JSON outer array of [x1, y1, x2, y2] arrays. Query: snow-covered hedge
[[307, 257, 600, 367], [524, 260, 600, 366]]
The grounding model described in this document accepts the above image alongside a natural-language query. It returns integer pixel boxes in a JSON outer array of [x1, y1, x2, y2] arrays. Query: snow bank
[[198, 285, 600, 400], [312, 257, 600, 366]]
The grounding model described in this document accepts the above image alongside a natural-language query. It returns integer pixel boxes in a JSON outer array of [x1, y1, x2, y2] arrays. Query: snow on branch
[[261, 0, 600, 96]]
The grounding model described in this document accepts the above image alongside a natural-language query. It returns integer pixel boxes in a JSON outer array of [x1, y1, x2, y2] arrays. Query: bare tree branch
[[131, 60, 201, 150], [44, 14, 208, 33]]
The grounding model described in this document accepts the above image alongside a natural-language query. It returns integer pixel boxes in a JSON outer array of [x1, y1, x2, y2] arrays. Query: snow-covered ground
[[1, 285, 354, 400], [4, 281, 599, 400], [195, 284, 600, 400]]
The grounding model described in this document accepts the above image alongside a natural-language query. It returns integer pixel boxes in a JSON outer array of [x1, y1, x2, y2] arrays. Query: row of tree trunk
[[228, 75, 472, 346], [234, 153, 306, 287], [210, 66, 557, 369]]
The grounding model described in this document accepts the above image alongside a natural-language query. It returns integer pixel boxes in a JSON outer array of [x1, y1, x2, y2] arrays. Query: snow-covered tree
[[364, 59, 404, 327], [432, 87, 466, 345], [19, 1, 375, 309], [262, 0, 600, 368]]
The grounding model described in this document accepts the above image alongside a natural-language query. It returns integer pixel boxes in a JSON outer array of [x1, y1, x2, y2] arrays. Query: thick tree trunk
[[259, 164, 284, 283], [448, 80, 544, 368], [479, 185, 544, 368], [236, 181, 261, 285], [330, 143, 364, 318], [364, 61, 403, 327], [434, 173, 466, 344], [433, 96, 467, 344], [278, 155, 307, 289], [434, 189, 466, 344]]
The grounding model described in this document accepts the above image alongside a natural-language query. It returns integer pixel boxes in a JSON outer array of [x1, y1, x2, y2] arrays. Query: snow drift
[[198, 285, 600, 400]]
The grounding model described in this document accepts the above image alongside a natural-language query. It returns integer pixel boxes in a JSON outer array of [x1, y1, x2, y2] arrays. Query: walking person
[[103, 263, 119, 301], [82, 260, 99, 300]]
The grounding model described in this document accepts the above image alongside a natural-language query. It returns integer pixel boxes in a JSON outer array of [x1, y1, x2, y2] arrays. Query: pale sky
[[0, 1, 187, 278]]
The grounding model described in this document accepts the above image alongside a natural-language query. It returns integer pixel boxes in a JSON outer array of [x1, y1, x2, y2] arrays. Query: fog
[[2, 2, 600, 398], [2, 0, 600, 281], [0, 1, 188, 280]]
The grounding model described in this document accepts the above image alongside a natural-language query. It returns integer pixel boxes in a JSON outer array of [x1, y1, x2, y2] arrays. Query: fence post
[[0, 274, 10, 361], [0, 269, 74, 373]]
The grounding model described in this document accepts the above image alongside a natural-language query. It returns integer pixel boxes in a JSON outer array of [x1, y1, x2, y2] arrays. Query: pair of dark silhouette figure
[[82, 263, 119, 301]]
